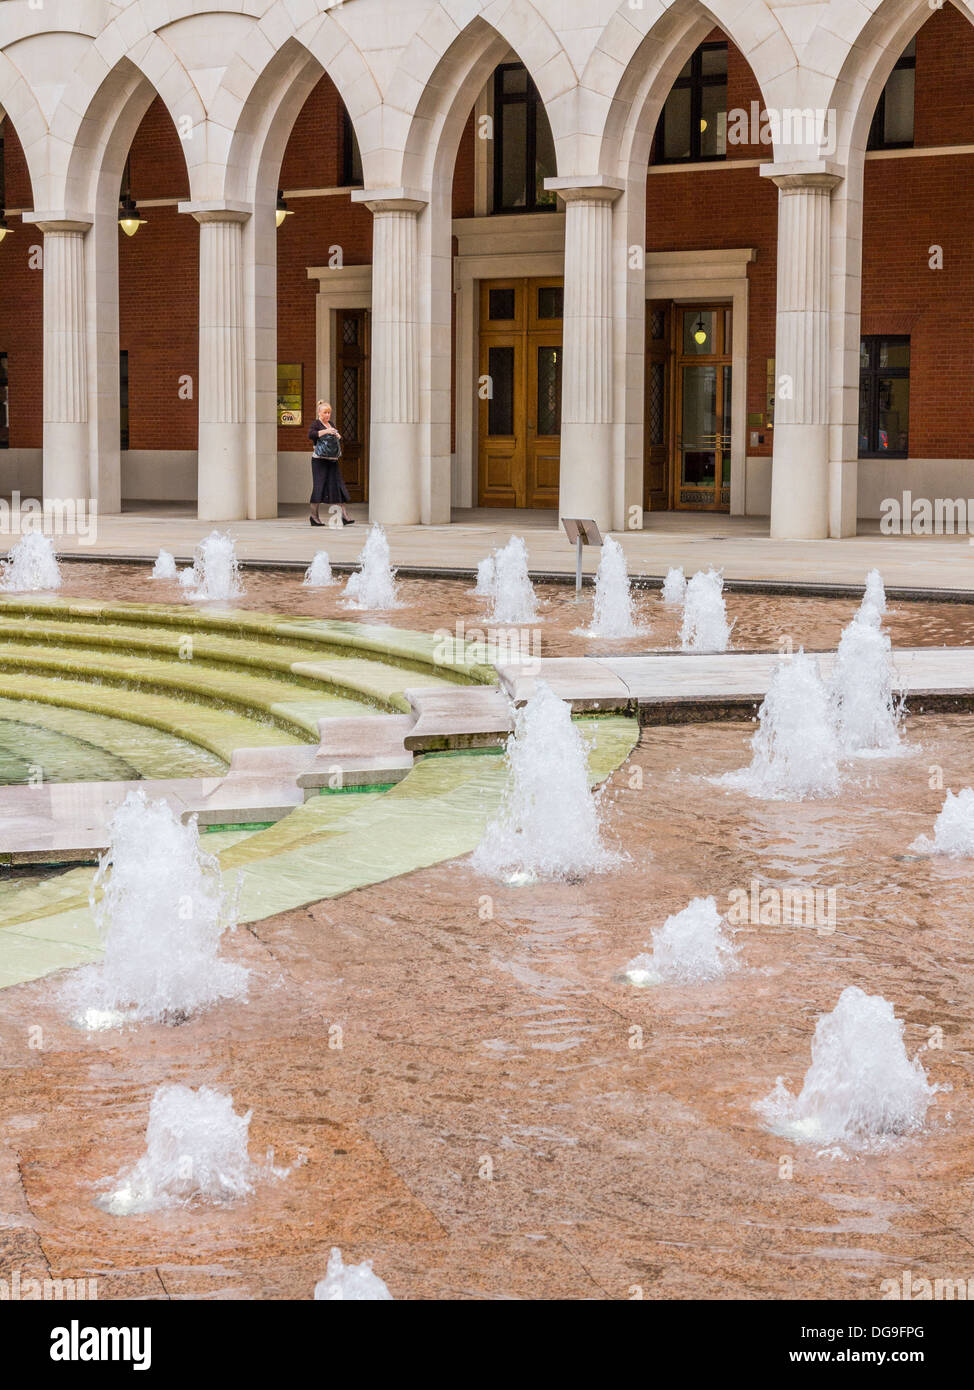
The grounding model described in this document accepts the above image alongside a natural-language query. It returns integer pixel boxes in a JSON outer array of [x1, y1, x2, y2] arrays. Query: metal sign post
[[562, 518, 604, 597]]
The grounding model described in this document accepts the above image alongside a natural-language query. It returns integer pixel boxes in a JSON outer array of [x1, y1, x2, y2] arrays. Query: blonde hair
[[317, 400, 332, 412]]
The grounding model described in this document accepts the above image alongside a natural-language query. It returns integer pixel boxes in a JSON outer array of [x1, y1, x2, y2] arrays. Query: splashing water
[[861, 568, 887, 621], [99, 1085, 276, 1214], [63, 790, 247, 1027], [179, 567, 195, 588], [587, 536, 638, 638], [151, 549, 178, 580], [184, 530, 244, 601], [0, 532, 62, 592], [471, 682, 616, 882], [828, 610, 903, 756], [661, 566, 686, 606], [680, 569, 731, 652], [487, 536, 538, 624], [303, 550, 336, 588], [624, 897, 739, 986], [754, 986, 937, 1151], [314, 1248, 394, 1301], [474, 555, 496, 598], [343, 525, 399, 609], [910, 787, 974, 856], [727, 650, 841, 799]]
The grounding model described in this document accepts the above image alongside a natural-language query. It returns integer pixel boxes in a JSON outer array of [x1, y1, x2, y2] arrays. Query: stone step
[[404, 686, 513, 749], [496, 648, 974, 721]]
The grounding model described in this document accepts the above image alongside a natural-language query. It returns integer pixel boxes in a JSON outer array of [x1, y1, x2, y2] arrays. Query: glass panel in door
[[681, 364, 717, 502]]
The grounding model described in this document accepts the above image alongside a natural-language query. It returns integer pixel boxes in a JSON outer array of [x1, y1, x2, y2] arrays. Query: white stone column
[[548, 178, 624, 534], [181, 203, 251, 522], [763, 164, 843, 540], [34, 218, 92, 502], [353, 190, 427, 526]]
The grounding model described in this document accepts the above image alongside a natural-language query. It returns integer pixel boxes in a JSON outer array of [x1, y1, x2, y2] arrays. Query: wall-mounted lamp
[[118, 156, 146, 236], [276, 189, 293, 227], [118, 194, 146, 237]]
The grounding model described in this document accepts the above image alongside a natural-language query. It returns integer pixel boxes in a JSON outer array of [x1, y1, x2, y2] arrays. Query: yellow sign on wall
[[277, 364, 303, 425]]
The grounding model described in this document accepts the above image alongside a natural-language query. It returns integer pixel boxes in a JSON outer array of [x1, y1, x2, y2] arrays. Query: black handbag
[[313, 430, 342, 460]]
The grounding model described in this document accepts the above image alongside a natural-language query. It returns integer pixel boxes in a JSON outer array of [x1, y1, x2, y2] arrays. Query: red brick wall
[[0, 118, 42, 449], [862, 6, 974, 460], [277, 74, 374, 449], [120, 100, 197, 451]]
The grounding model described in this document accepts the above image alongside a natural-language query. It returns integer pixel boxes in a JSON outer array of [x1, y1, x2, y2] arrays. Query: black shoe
[[310, 516, 324, 526], [342, 516, 355, 525]]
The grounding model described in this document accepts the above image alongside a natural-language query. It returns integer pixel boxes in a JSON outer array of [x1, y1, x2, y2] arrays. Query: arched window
[[867, 39, 916, 151], [655, 43, 728, 164], [492, 63, 556, 213]]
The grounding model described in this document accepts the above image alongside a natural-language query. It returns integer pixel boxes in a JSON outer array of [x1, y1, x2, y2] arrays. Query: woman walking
[[308, 400, 353, 526]]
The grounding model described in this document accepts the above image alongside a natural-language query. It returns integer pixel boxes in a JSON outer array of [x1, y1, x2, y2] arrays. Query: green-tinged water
[[0, 698, 228, 785]]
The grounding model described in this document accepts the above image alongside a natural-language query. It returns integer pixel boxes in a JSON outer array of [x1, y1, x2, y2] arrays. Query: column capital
[[351, 187, 428, 215], [760, 160, 843, 193], [21, 212, 93, 234], [178, 200, 252, 224], [545, 175, 624, 204]]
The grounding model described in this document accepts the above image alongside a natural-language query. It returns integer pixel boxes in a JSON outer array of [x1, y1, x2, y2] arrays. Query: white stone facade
[[0, 0, 964, 538]]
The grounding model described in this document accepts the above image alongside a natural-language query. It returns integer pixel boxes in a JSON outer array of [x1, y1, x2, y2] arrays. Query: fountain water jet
[[151, 549, 178, 580], [487, 536, 538, 624], [828, 610, 902, 756], [303, 550, 336, 587], [184, 530, 244, 601], [343, 525, 399, 609], [680, 569, 730, 652], [586, 536, 638, 638], [474, 554, 496, 598], [861, 568, 887, 621], [63, 789, 247, 1027], [314, 1248, 393, 1300], [661, 567, 686, 606], [471, 681, 616, 882], [0, 532, 61, 592], [910, 787, 974, 856], [727, 650, 841, 799], [624, 897, 739, 986], [754, 986, 937, 1150], [99, 1084, 275, 1214]]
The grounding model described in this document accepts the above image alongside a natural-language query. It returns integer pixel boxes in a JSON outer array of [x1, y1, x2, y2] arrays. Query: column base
[[559, 422, 613, 535], [369, 422, 422, 526], [198, 423, 248, 522], [829, 457, 859, 538], [770, 423, 829, 540], [43, 423, 89, 503]]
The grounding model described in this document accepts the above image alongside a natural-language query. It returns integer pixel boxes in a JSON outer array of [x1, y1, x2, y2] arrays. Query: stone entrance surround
[[0, 0, 966, 538]]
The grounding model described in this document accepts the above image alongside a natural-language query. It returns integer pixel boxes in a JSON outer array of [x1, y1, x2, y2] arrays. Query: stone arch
[[392, 1, 575, 196], [219, 21, 380, 208], [383, 9, 574, 525], [0, 50, 47, 209], [209, 17, 380, 519], [52, 35, 203, 213], [573, 0, 789, 530], [822, 0, 974, 164], [587, 0, 790, 181]]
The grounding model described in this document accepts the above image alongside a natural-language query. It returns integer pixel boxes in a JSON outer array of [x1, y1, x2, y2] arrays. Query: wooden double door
[[478, 278, 563, 509]]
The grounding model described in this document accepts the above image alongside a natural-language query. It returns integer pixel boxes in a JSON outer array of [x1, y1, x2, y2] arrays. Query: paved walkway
[[35, 504, 974, 595]]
